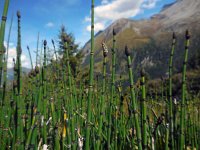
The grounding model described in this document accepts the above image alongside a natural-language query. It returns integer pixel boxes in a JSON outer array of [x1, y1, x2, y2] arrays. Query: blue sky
[[0, 0, 175, 68]]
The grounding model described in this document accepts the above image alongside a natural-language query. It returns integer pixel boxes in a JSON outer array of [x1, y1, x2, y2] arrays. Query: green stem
[[27, 46, 33, 69], [1, 14, 13, 105], [168, 32, 176, 150], [125, 46, 142, 150], [85, 0, 95, 149], [97, 42, 108, 150], [141, 69, 147, 150], [180, 30, 190, 150], [0, 0, 10, 85]]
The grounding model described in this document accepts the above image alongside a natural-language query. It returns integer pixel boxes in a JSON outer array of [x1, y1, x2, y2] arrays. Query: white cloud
[[84, 0, 161, 33], [142, 0, 158, 9], [94, 0, 143, 21], [45, 22, 54, 28], [84, 17, 91, 22], [86, 22, 105, 32], [6, 45, 30, 69], [84, 0, 143, 33]]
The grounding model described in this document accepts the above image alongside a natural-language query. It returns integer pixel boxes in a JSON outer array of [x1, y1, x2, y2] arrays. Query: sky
[[0, 0, 175, 69]]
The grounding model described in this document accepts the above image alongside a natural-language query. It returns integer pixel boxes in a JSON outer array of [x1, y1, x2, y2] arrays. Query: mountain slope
[[159, 0, 200, 31], [82, 0, 200, 79]]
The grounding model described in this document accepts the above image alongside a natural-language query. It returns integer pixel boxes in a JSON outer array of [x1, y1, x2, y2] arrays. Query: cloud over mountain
[[85, 0, 161, 32]]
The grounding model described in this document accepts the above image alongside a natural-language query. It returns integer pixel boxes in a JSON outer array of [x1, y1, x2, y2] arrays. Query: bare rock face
[[159, 0, 200, 32]]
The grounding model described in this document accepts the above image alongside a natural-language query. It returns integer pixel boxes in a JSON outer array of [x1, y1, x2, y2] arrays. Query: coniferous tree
[[58, 25, 83, 76]]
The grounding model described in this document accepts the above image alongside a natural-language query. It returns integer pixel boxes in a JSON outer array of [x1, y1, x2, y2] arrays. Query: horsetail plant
[[168, 32, 176, 150], [85, 0, 95, 149], [107, 28, 117, 149], [0, 15, 13, 147], [1, 14, 13, 105], [0, 0, 10, 86], [63, 35, 76, 150], [42, 40, 48, 145], [141, 69, 147, 150], [36, 32, 40, 66], [52, 39, 58, 61], [96, 42, 108, 150], [27, 46, 33, 70], [180, 30, 190, 150], [15, 11, 24, 149], [125, 46, 142, 150]]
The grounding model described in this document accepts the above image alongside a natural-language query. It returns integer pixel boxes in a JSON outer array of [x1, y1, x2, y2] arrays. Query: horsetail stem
[[107, 29, 116, 149], [125, 46, 142, 150], [16, 11, 22, 95], [36, 32, 40, 66], [168, 32, 176, 150], [1, 14, 13, 105], [16, 10, 24, 149], [42, 39, 48, 144], [63, 35, 76, 150], [180, 30, 190, 150], [141, 69, 147, 150], [96, 42, 108, 150], [52, 39, 58, 61], [0, 0, 10, 85], [27, 46, 33, 70], [85, 0, 95, 149]]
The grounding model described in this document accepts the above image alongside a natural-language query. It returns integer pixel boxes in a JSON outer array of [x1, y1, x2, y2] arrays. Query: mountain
[[82, 0, 200, 79], [158, 0, 200, 31]]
